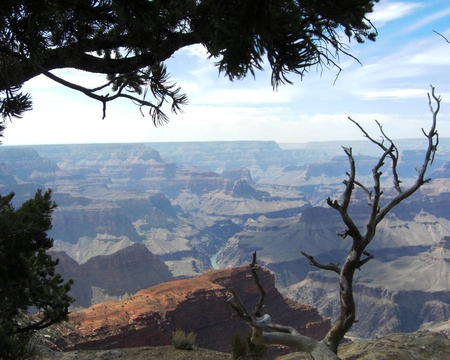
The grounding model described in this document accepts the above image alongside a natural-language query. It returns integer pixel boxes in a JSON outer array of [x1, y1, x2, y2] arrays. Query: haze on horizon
[[2, 0, 450, 146]]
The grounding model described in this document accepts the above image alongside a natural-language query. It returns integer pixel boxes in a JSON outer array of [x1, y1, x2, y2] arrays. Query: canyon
[[1, 139, 450, 345]]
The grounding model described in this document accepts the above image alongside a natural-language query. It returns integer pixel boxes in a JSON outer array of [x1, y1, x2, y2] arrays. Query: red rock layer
[[52, 266, 330, 353]]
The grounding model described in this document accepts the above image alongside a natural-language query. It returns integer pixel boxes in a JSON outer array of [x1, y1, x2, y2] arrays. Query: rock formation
[[47, 267, 330, 354], [0, 147, 59, 180], [50, 203, 142, 244], [283, 236, 450, 338], [280, 331, 450, 360], [220, 167, 254, 183], [50, 243, 174, 309]]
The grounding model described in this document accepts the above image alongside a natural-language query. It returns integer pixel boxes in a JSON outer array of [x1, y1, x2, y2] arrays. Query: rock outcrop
[[0, 147, 60, 180], [280, 331, 450, 360], [50, 243, 174, 309], [50, 203, 142, 244], [218, 203, 450, 273], [147, 141, 327, 181], [220, 167, 254, 183], [48, 267, 330, 354]]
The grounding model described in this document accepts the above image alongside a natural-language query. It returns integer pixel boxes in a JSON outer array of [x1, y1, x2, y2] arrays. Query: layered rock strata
[[283, 237, 450, 338], [49, 266, 330, 353], [50, 243, 174, 308]]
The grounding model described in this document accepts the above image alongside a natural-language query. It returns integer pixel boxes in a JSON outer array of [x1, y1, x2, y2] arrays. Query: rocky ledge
[[280, 331, 450, 360], [46, 267, 330, 354], [38, 331, 450, 360]]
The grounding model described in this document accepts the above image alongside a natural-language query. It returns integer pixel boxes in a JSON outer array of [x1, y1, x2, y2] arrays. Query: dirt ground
[[36, 331, 450, 360], [37, 345, 231, 360]]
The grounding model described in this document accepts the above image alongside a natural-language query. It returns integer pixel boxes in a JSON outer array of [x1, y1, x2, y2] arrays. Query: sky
[[3, 0, 450, 146]]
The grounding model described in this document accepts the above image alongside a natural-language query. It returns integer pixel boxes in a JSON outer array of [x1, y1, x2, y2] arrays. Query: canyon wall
[[48, 266, 330, 354]]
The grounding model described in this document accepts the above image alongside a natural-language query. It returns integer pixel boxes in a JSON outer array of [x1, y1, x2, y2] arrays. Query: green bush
[[231, 333, 267, 360], [231, 333, 247, 360], [1, 331, 40, 360], [172, 329, 196, 350]]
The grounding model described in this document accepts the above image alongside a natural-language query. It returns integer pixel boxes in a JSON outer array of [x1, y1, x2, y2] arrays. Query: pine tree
[[0, 189, 73, 359], [0, 0, 378, 129]]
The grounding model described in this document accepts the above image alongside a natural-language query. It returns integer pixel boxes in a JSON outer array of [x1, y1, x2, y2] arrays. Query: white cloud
[[407, 42, 450, 65], [335, 32, 450, 103], [402, 6, 450, 33], [193, 87, 294, 106], [369, 1, 423, 27], [359, 88, 427, 100], [181, 44, 210, 59]]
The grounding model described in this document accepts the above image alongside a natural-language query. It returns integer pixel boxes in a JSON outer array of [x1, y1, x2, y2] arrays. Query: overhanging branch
[[37, 65, 186, 124]]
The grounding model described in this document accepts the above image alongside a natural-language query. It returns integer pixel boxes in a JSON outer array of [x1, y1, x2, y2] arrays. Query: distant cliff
[[283, 237, 450, 338], [50, 243, 174, 309], [0, 147, 59, 180], [147, 141, 329, 181]]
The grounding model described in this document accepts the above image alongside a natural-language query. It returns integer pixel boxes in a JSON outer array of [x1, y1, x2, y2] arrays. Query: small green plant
[[231, 333, 247, 360], [2, 332, 41, 360], [247, 335, 267, 359], [231, 333, 267, 360], [172, 329, 196, 350]]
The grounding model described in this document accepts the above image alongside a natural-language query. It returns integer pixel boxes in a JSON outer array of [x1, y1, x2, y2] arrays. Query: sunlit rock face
[[48, 266, 330, 354]]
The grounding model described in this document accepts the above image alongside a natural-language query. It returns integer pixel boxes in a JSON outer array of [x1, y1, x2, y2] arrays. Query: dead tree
[[228, 86, 441, 360]]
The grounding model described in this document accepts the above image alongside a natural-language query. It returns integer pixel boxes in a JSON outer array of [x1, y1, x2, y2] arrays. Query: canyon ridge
[[2, 138, 450, 348]]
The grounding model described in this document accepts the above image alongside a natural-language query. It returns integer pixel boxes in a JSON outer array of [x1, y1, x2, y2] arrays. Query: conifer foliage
[[0, 0, 378, 131], [0, 189, 73, 359]]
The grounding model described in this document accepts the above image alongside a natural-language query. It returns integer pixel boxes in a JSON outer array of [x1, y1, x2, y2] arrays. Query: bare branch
[[348, 117, 387, 150], [227, 289, 252, 321], [348, 117, 402, 194], [232, 88, 440, 358], [433, 30, 450, 43], [228, 253, 340, 360], [375, 120, 402, 193], [249, 252, 266, 317], [336, 229, 351, 239], [341, 146, 355, 212], [375, 85, 440, 225], [301, 251, 341, 274], [352, 177, 373, 204], [357, 251, 374, 269]]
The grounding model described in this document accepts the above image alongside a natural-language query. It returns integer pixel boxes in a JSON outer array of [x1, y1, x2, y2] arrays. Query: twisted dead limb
[[229, 87, 441, 358], [227, 252, 340, 360]]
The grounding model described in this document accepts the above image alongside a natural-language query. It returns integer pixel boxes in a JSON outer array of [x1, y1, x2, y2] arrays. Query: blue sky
[[3, 0, 450, 145]]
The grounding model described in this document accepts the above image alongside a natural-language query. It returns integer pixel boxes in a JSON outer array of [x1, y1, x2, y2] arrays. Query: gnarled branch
[[228, 254, 340, 360], [374, 85, 439, 226], [38, 63, 187, 124], [232, 87, 441, 358]]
